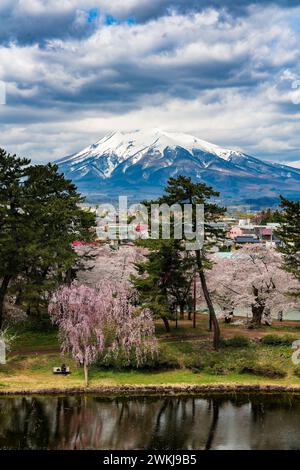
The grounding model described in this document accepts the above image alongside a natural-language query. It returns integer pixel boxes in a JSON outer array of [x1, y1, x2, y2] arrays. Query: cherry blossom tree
[[207, 246, 300, 325], [48, 281, 157, 386], [75, 244, 146, 287]]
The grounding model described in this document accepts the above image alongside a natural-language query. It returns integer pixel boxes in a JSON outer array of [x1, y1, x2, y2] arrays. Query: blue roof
[[235, 236, 260, 243]]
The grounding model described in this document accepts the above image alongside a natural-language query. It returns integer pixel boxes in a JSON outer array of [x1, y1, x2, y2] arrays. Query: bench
[[53, 366, 70, 375]]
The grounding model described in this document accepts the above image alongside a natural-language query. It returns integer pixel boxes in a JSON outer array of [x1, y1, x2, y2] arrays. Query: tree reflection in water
[[0, 394, 300, 449]]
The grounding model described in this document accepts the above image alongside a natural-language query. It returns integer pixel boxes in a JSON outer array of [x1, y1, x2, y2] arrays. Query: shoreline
[[2, 383, 300, 397]]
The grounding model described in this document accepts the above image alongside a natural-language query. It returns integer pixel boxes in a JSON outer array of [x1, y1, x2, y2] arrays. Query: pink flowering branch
[[48, 281, 157, 386]]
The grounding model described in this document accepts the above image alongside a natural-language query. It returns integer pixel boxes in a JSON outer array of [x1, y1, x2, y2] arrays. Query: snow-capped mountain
[[287, 161, 300, 169], [57, 129, 300, 204]]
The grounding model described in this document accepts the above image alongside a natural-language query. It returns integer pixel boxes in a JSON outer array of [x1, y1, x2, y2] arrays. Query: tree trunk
[[209, 311, 212, 331], [0, 276, 11, 330], [15, 288, 22, 305], [162, 317, 170, 333], [196, 251, 220, 350], [251, 304, 264, 325], [84, 362, 89, 387], [65, 268, 72, 286], [193, 276, 196, 328], [179, 304, 184, 320]]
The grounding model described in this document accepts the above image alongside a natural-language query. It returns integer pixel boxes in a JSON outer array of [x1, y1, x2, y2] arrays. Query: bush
[[204, 365, 229, 376], [240, 365, 286, 378], [186, 358, 205, 372], [221, 335, 251, 348], [261, 334, 297, 346], [186, 357, 230, 375], [19, 316, 56, 333], [294, 368, 300, 379], [142, 357, 180, 371], [99, 348, 180, 371]]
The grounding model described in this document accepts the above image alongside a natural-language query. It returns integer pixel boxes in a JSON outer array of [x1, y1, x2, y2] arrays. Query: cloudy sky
[[1, 0, 300, 164]]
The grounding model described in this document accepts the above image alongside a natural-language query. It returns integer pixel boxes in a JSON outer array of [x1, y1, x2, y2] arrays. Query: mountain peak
[[65, 128, 244, 170], [56, 129, 300, 204]]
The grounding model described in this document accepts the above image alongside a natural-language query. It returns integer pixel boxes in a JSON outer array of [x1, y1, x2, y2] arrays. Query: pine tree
[[0, 149, 31, 328], [0, 150, 96, 327], [277, 196, 300, 287], [142, 176, 226, 349], [132, 239, 194, 332]]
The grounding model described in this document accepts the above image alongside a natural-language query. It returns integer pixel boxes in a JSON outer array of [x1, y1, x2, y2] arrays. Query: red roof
[[261, 228, 272, 236], [135, 224, 148, 232], [72, 241, 98, 246]]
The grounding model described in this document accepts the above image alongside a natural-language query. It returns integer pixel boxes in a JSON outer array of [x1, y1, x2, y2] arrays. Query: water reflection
[[0, 394, 300, 449]]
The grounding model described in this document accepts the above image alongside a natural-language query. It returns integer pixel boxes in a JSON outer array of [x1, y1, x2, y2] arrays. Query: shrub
[[294, 368, 300, 379], [261, 334, 297, 346], [186, 358, 205, 372], [98, 347, 180, 371], [140, 354, 181, 371], [204, 365, 229, 376], [20, 316, 56, 333], [221, 335, 251, 348], [186, 357, 230, 375], [240, 365, 286, 378]]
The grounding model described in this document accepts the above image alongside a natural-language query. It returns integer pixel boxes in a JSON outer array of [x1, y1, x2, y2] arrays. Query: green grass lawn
[[1, 315, 300, 392]]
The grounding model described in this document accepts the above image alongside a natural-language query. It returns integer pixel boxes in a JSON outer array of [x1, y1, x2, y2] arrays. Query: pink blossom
[[207, 246, 300, 321], [48, 280, 157, 384]]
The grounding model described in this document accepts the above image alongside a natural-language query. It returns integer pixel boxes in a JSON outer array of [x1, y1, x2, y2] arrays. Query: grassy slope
[[1, 314, 300, 392]]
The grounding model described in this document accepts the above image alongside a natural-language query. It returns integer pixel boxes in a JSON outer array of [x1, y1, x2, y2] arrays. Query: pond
[[0, 394, 300, 450]]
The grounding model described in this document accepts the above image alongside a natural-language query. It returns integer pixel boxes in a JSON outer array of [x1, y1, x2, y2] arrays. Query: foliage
[[220, 335, 251, 348], [0, 327, 17, 353], [76, 244, 145, 285], [0, 149, 96, 327], [141, 175, 226, 348], [277, 196, 300, 287], [254, 208, 282, 225], [101, 344, 181, 371], [294, 367, 300, 378], [49, 282, 158, 385], [208, 245, 300, 324], [240, 365, 287, 378], [132, 239, 194, 330], [261, 334, 298, 346]]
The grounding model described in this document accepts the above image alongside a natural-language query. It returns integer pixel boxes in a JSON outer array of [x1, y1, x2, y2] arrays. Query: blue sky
[[1, 0, 300, 165]]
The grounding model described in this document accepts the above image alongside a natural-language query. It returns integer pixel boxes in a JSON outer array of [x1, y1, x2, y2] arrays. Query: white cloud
[[0, 4, 300, 164]]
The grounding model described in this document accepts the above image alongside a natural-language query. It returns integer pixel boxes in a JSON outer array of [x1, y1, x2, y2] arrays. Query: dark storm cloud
[[117, 0, 300, 22], [0, 3, 298, 120], [0, 2, 99, 45], [1, 1, 300, 45], [1, 1, 300, 163]]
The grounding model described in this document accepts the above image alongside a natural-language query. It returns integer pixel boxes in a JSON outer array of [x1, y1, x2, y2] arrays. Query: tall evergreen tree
[[0, 149, 31, 328], [143, 176, 226, 349], [20, 163, 96, 316], [132, 239, 194, 332], [0, 150, 96, 327], [277, 196, 300, 288]]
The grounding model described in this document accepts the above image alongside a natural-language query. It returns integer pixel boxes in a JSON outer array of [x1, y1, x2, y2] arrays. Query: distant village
[[78, 204, 282, 251]]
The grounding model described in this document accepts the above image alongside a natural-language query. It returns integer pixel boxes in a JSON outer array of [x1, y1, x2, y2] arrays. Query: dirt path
[[12, 347, 60, 357]]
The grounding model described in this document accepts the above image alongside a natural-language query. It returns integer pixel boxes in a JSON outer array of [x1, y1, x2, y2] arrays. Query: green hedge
[[240, 365, 286, 378], [261, 334, 298, 346], [220, 335, 251, 348]]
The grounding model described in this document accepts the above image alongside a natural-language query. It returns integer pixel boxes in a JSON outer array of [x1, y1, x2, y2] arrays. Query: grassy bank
[[1, 314, 300, 393]]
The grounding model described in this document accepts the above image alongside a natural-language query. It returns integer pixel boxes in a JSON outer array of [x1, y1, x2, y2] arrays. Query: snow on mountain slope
[[57, 129, 245, 178], [56, 129, 300, 203], [287, 161, 300, 169]]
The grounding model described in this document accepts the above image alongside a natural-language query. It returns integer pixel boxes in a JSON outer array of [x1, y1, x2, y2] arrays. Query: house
[[234, 236, 261, 245], [229, 226, 244, 239]]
